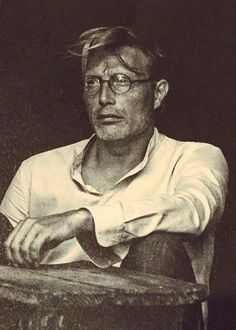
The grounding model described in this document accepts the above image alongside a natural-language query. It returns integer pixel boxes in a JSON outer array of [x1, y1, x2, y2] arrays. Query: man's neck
[[81, 126, 154, 192], [94, 125, 154, 170]]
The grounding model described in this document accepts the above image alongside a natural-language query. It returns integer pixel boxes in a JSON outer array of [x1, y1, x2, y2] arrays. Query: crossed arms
[[0, 142, 229, 267]]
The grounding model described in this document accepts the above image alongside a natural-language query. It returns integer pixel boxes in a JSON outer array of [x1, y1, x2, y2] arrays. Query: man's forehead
[[85, 46, 151, 75]]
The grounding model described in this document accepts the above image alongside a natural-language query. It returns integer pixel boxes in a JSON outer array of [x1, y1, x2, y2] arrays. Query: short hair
[[68, 26, 165, 79]]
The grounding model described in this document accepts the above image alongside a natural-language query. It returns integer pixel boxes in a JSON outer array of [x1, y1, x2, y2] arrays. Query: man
[[0, 26, 228, 326]]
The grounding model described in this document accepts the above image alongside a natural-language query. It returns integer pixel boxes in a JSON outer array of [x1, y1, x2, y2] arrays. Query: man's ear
[[154, 80, 169, 109]]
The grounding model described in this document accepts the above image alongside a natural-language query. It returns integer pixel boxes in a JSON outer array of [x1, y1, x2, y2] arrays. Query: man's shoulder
[[22, 137, 91, 168], [157, 132, 227, 171], [159, 132, 223, 155]]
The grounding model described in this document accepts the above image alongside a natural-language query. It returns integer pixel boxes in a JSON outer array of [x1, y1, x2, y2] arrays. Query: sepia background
[[0, 1, 235, 328]]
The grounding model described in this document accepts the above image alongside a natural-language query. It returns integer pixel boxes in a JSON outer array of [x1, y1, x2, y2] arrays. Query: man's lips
[[95, 114, 123, 123]]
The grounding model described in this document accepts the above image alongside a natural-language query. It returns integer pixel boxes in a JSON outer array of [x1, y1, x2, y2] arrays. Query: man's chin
[[93, 124, 153, 144], [94, 127, 127, 142], [96, 133, 127, 143]]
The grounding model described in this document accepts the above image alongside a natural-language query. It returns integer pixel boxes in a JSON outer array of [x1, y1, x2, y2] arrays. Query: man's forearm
[[3, 208, 98, 266]]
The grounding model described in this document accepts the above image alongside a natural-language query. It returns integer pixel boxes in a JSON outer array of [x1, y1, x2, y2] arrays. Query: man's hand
[[4, 209, 94, 266]]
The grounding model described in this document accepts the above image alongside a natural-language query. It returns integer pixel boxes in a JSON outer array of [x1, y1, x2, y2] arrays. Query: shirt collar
[[71, 128, 161, 194]]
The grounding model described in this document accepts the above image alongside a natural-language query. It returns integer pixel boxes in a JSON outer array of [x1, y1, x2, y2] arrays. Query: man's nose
[[99, 81, 116, 105]]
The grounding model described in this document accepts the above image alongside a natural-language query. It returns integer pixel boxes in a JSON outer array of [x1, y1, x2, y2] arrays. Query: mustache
[[93, 107, 124, 119]]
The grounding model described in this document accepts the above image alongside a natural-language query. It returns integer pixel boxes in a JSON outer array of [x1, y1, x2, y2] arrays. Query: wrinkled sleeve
[[0, 161, 31, 227], [87, 145, 229, 248]]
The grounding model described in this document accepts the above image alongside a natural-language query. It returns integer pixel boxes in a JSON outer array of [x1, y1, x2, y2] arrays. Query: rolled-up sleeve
[[87, 145, 229, 248], [0, 161, 31, 227]]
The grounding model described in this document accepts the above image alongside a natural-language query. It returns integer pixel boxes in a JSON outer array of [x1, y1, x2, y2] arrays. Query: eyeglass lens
[[84, 74, 131, 95]]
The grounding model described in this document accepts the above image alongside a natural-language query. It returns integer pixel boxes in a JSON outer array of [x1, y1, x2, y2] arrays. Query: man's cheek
[[86, 105, 96, 121]]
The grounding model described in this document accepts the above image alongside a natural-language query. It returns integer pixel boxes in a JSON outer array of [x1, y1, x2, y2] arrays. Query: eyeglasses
[[83, 73, 153, 96]]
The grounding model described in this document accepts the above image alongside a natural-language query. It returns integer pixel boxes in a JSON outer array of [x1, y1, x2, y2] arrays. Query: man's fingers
[[4, 240, 25, 265], [28, 231, 50, 265], [4, 220, 26, 264], [19, 224, 57, 265], [4, 219, 36, 265], [3, 212, 77, 266], [5, 220, 25, 247], [19, 222, 45, 264]]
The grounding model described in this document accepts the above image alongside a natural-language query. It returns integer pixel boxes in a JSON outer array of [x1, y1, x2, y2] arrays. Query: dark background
[[0, 1, 235, 328]]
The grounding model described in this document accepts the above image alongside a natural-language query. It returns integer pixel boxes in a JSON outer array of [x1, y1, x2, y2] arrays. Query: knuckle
[[30, 245, 38, 254], [19, 246, 27, 256], [30, 250, 39, 261], [31, 239, 40, 252], [10, 243, 18, 253]]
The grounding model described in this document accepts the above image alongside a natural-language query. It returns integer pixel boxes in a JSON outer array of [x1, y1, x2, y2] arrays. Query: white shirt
[[0, 128, 228, 286]]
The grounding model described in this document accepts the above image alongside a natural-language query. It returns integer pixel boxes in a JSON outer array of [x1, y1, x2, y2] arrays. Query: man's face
[[83, 46, 156, 142]]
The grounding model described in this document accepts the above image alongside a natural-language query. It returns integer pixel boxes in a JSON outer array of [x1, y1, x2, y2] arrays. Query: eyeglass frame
[[82, 73, 155, 96]]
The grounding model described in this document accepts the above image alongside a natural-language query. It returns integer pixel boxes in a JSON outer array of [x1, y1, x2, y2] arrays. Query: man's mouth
[[96, 114, 123, 124]]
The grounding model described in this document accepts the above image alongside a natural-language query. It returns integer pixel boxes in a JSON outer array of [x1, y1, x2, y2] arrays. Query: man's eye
[[84, 78, 100, 87], [114, 74, 130, 84]]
